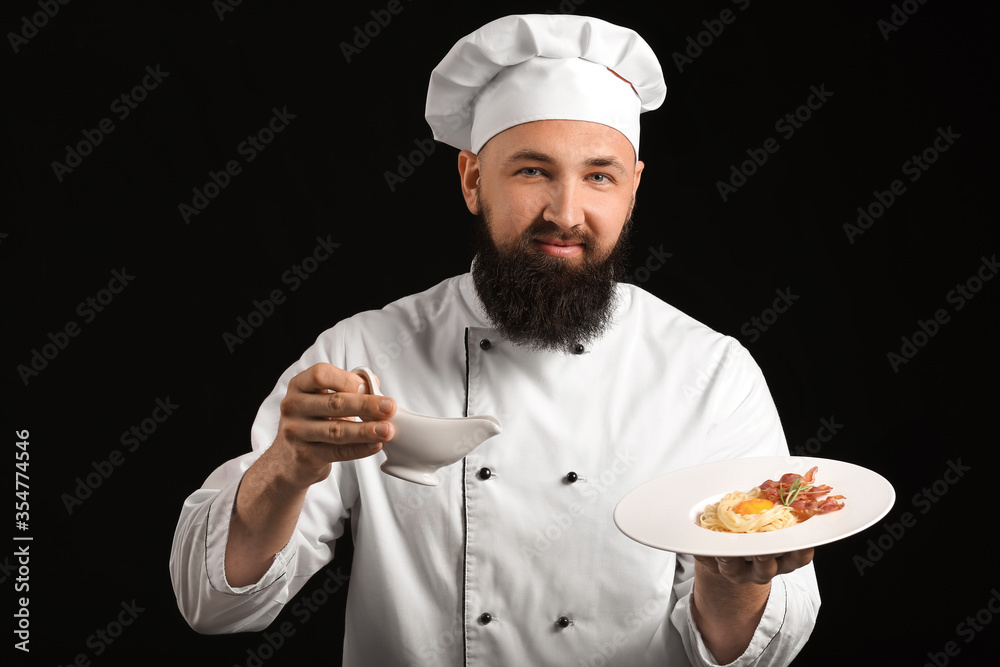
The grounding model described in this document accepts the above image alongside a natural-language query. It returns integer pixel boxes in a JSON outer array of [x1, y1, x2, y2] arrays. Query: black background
[[3, 0, 998, 665]]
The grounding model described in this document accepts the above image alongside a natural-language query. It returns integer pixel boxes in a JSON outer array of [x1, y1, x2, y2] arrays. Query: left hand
[[695, 547, 814, 585]]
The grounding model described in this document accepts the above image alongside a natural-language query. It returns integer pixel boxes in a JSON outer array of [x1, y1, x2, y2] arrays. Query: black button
[[479, 612, 493, 625], [480, 339, 492, 350], [572, 343, 585, 355], [477, 467, 493, 480], [556, 616, 572, 628], [565, 471, 579, 483]]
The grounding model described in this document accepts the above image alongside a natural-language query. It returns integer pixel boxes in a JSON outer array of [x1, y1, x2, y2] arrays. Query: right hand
[[270, 363, 396, 487]]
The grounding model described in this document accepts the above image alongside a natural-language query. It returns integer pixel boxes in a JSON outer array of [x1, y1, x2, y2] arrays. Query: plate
[[614, 456, 895, 557]]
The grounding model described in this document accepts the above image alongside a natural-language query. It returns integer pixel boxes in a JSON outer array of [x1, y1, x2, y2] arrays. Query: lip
[[532, 238, 584, 258]]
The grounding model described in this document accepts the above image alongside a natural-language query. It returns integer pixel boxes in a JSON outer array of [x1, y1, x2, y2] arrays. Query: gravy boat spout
[[352, 367, 503, 486]]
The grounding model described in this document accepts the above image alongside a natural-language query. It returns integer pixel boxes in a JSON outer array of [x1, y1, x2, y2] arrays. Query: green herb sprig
[[779, 477, 812, 506]]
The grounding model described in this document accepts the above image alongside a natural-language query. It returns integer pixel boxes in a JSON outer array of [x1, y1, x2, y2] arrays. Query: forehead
[[480, 119, 636, 167]]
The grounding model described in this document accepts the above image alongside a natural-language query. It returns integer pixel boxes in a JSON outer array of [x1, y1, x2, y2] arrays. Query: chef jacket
[[170, 272, 820, 666]]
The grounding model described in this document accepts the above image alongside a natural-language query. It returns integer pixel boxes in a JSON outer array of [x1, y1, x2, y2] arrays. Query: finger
[[286, 412, 395, 446], [693, 555, 721, 575], [775, 548, 814, 575], [289, 390, 396, 421], [312, 440, 384, 463], [748, 556, 779, 584], [291, 363, 370, 395], [714, 557, 751, 582]]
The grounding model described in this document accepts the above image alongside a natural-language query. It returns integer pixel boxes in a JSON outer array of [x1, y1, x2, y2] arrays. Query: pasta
[[699, 488, 799, 533], [698, 466, 845, 534]]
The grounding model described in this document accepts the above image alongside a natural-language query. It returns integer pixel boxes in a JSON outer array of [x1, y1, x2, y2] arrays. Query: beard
[[470, 198, 633, 352]]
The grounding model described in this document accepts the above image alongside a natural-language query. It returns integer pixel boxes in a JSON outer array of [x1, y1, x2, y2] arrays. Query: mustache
[[470, 209, 629, 352], [509, 220, 594, 250]]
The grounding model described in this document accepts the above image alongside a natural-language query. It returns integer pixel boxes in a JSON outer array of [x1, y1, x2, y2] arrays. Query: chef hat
[[425, 14, 666, 158]]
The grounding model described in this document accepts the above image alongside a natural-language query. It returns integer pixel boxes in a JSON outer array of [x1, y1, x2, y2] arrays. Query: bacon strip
[[757, 466, 845, 518]]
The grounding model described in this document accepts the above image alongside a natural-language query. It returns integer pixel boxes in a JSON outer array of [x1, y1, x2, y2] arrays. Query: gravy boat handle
[[352, 367, 385, 398]]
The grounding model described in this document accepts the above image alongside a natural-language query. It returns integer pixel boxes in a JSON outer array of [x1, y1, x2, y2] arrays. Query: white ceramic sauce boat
[[352, 367, 503, 486]]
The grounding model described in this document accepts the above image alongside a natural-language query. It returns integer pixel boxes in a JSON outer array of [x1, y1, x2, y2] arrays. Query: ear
[[458, 149, 482, 214], [632, 159, 644, 199]]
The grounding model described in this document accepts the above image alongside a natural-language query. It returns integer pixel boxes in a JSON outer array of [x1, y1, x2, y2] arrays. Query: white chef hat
[[425, 14, 666, 158]]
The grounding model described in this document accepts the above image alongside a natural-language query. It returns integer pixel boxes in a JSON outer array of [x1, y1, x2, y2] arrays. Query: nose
[[541, 180, 584, 230]]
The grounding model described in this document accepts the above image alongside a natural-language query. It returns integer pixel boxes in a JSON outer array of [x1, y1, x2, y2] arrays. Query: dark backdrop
[[4, 1, 997, 665]]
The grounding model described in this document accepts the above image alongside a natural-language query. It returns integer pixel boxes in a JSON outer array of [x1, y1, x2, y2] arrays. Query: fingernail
[[378, 399, 393, 414], [358, 383, 366, 394], [374, 423, 390, 438]]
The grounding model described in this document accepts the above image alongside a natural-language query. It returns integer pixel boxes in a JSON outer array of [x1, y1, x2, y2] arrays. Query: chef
[[170, 14, 820, 666]]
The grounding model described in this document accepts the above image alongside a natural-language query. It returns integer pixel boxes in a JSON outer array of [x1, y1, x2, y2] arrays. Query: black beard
[[470, 201, 633, 352]]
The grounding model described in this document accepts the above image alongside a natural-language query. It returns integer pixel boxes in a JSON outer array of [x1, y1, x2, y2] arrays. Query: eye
[[588, 173, 614, 184], [518, 167, 544, 177]]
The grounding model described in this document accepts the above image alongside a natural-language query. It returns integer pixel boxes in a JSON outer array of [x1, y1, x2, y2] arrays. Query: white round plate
[[614, 456, 895, 557]]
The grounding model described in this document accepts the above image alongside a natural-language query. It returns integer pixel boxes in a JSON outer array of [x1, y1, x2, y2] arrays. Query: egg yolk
[[735, 498, 775, 515]]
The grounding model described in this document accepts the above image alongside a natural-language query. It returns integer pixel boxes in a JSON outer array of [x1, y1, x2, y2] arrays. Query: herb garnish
[[779, 477, 812, 506]]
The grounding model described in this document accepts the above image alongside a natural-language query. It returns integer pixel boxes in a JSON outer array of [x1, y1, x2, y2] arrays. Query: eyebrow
[[503, 149, 628, 175], [584, 155, 628, 174]]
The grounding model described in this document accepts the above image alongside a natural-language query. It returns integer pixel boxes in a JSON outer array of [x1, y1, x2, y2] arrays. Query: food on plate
[[698, 466, 845, 533]]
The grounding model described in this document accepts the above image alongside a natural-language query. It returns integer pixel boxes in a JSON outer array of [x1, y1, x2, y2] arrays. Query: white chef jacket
[[170, 273, 820, 666]]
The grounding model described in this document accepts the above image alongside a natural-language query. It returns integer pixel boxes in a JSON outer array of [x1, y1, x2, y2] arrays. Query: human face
[[459, 120, 645, 351], [469, 196, 633, 351], [458, 119, 643, 264]]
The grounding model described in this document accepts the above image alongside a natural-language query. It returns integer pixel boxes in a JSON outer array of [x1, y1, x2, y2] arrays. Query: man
[[171, 14, 820, 665]]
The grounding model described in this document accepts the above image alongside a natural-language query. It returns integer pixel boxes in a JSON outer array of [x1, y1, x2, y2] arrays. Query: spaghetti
[[698, 466, 845, 534]]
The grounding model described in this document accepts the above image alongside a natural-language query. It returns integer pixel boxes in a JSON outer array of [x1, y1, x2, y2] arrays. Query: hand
[[694, 548, 814, 585], [226, 363, 395, 587], [270, 363, 397, 487], [690, 548, 814, 662]]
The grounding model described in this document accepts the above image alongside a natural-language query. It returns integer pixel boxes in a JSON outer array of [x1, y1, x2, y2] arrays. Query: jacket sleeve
[[668, 338, 821, 665], [169, 328, 355, 634], [670, 556, 820, 666]]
